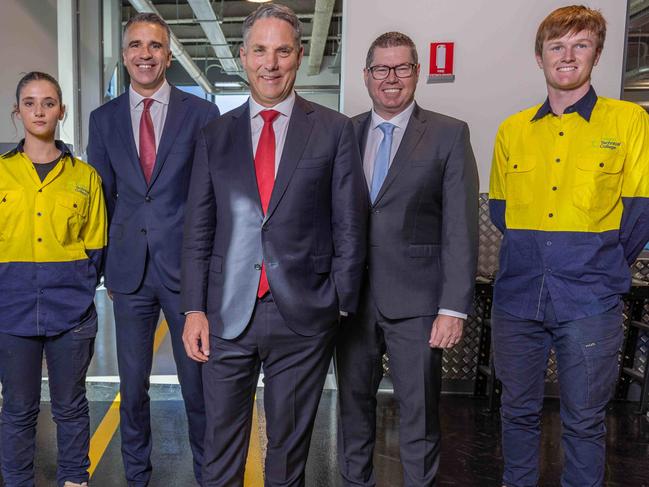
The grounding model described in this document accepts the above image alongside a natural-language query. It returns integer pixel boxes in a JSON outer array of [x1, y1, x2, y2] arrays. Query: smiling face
[[122, 22, 172, 97], [364, 45, 419, 120], [15, 79, 65, 141], [536, 29, 600, 96], [240, 17, 303, 107]]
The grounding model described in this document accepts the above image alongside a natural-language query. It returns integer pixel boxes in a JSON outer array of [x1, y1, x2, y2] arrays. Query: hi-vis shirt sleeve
[[488, 123, 508, 234], [620, 107, 649, 264], [80, 169, 107, 278]]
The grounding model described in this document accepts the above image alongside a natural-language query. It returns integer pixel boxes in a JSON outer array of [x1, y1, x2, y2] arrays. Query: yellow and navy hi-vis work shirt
[[0, 140, 107, 336], [489, 87, 649, 322]]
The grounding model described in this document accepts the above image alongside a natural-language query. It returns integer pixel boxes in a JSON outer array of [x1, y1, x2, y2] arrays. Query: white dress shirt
[[249, 91, 296, 175], [363, 101, 466, 321], [129, 80, 171, 155]]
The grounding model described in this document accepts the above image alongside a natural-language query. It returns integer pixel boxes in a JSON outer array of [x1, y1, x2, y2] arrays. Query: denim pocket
[[583, 329, 623, 408]]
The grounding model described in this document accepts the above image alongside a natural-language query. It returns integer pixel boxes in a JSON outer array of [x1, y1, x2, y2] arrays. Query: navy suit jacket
[[87, 86, 220, 293], [181, 96, 368, 339], [354, 104, 479, 318]]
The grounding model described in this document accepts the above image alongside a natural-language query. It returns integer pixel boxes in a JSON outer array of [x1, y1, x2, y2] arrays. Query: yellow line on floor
[[244, 398, 264, 486], [88, 319, 169, 477]]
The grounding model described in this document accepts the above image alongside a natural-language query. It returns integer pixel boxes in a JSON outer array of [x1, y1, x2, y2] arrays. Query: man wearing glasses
[[336, 32, 479, 486]]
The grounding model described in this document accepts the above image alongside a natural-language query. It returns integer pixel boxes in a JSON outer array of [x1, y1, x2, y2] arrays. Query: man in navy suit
[[180, 4, 367, 486], [87, 13, 219, 487]]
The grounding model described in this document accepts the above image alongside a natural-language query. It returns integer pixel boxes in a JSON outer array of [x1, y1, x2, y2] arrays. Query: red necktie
[[139, 98, 156, 184], [255, 109, 280, 297]]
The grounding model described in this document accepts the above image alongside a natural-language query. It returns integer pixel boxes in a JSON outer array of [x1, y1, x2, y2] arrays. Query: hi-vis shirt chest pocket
[[52, 191, 89, 246], [505, 158, 536, 208], [572, 151, 624, 213], [0, 189, 24, 241]]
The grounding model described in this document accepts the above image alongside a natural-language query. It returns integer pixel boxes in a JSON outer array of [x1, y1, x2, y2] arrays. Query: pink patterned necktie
[[255, 109, 280, 297], [139, 98, 156, 184]]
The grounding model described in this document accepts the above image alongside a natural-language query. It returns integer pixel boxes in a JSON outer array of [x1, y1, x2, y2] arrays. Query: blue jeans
[[0, 312, 96, 487], [492, 300, 623, 487]]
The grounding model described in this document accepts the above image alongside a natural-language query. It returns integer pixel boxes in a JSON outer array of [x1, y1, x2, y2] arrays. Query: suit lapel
[[373, 104, 426, 205], [231, 104, 264, 220], [148, 86, 189, 188], [114, 93, 144, 186], [354, 113, 372, 205], [265, 96, 314, 221]]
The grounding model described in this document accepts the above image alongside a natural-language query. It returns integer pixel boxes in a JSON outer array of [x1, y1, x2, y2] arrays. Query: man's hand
[[182, 312, 210, 362], [429, 314, 464, 349]]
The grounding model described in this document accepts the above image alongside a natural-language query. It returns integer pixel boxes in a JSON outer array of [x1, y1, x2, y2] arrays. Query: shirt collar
[[532, 85, 598, 122], [370, 101, 416, 131], [249, 91, 296, 120], [129, 79, 171, 109], [4, 139, 73, 160]]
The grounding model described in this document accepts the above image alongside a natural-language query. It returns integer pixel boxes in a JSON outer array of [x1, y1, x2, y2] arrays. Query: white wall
[[0, 0, 58, 144], [342, 1, 628, 191]]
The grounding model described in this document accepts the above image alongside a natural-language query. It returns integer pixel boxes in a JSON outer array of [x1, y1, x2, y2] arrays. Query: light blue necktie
[[370, 122, 395, 203]]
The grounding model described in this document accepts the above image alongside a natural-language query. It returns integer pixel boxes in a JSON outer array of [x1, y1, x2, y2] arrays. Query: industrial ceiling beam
[[127, 0, 217, 93], [307, 0, 335, 75], [187, 0, 242, 77]]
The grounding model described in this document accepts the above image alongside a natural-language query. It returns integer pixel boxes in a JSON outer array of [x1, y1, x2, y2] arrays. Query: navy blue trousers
[[111, 260, 205, 486], [0, 312, 96, 487], [492, 299, 623, 487]]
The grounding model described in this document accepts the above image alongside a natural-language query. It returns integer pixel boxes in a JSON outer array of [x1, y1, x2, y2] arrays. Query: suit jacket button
[[140, 228, 147, 234], [145, 196, 152, 202], [254, 264, 262, 271]]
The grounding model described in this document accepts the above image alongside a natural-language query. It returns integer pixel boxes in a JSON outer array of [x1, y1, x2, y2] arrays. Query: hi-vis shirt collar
[[532, 85, 598, 122], [2, 139, 73, 160]]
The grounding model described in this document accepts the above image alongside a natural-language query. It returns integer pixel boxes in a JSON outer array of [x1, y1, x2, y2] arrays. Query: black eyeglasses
[[367, 63, 418, 80]]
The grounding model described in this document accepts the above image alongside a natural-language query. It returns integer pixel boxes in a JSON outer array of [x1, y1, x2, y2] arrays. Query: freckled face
[[536, 29, 600, 94]]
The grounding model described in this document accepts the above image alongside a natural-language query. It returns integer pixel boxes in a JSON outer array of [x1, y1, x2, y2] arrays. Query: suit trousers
[[201, 294, 337, 487], [0, 314, 96, 487], [492, 299, 624, 487], [111, 258, 205, 486], [336, 287, 442, 487]]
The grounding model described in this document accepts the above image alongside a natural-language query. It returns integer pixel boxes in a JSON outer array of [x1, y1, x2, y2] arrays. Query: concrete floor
[[1, 290, 648, 486]]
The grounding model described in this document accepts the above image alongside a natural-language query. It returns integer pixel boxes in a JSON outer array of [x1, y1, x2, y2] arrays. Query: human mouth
[[136, 63, 155, 70], [557, 66, 577, 72]]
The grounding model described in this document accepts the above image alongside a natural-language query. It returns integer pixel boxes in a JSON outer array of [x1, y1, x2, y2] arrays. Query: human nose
[[263, 51, 279, 71], [385, 66, 399, 82]]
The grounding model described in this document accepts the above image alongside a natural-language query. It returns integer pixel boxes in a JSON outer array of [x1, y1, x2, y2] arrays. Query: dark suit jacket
[[181, 96, 368, 339], [354, 104, 479, 318], [87, 86, 220, 293]]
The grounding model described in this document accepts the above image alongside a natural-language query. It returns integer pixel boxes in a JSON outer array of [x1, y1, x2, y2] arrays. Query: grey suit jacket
[[182, 96, 367, 339], [354, 104, 479, 318]]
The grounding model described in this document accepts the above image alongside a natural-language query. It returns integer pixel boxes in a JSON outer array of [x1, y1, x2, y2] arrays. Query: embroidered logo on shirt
[[598, 138, 621, 150], [71, 183, 90, 197]]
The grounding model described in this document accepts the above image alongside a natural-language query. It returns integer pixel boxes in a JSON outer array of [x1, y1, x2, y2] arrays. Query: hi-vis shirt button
[[254, 264, 262, 271]]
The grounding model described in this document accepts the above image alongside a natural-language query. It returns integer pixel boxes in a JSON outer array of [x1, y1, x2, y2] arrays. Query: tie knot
[[142, 98, 154, 111], [260, 109, 280, 124], [378, 122, 395, 136]]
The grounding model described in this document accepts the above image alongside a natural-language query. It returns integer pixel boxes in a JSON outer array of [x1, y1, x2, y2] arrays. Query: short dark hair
[[242, 3, 302, 48], [123, 12, 171, 49], [535, 5, 606, 57], [366, 32, 418, 68]]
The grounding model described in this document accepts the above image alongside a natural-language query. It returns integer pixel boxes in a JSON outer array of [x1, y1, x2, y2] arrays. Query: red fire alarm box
[[428, 42, 455, 83]]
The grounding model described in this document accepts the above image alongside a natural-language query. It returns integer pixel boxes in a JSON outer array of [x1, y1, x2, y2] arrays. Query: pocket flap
[[505, 158, 536, 173], [577, 153, 624, 174]]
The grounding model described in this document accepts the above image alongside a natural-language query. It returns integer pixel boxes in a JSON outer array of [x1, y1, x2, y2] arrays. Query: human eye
[[23, 101, 33, 107], [372, 66, 389, 76], [278, 47, 292, 57], [395, 64, 412, 76], [45, 101, 56, 108]]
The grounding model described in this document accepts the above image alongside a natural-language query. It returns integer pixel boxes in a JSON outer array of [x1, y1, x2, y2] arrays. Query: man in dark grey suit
[[180, 4, 367, 486], [336, 32, 479, 487]]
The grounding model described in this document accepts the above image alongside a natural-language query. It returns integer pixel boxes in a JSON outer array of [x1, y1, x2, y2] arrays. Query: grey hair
[[242, 3, 302, 48], [123, 12, 171, 49]]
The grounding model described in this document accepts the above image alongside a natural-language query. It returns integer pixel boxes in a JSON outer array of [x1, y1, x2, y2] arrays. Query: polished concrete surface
[[1, 289, 648, 485], [1, 393, 648, 486]]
